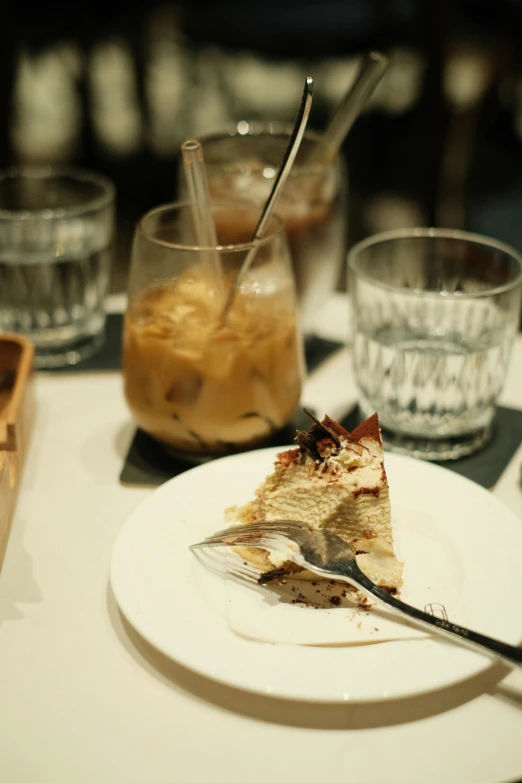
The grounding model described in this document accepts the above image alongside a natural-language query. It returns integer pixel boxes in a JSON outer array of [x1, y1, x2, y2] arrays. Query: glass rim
[[196, 122, 336, 175], [137, 200, 286, 252], [0, 165, 115, 220], [347, 227, 522, 299]]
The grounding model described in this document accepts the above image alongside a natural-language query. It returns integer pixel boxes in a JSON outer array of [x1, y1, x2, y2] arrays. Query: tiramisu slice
[[227, 412, 403, 595]]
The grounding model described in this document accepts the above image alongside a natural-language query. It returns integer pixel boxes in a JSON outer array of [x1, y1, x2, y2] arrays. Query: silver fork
[[191, 520, 522, 669]]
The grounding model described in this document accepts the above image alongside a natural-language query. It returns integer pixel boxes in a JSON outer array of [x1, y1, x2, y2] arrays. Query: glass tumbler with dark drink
[[189, 125, 347, 334]]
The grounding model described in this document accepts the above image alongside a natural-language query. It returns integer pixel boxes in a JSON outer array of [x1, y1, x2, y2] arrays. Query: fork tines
[[190, 520, 306, 551]]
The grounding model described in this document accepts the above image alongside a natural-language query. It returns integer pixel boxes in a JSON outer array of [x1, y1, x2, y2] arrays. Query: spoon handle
[[220, 76, 313, 320], [248, 76, 314, 248]]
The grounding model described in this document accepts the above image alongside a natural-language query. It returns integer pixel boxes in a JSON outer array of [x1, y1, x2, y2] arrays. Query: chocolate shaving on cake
[[294, 429, 323, 461], [302, 408, 342, 447], [295, 408, 347, 459]]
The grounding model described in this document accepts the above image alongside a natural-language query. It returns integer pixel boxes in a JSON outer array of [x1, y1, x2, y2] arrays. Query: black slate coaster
[[340, 405, 522, 490], [304, 336, 343, 373]]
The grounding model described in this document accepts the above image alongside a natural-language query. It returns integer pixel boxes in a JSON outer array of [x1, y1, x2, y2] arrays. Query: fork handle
[[351, 571, 522, 668]]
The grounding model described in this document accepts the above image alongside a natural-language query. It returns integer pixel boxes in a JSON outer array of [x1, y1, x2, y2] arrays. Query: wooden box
[[0, 335, 35, 569]]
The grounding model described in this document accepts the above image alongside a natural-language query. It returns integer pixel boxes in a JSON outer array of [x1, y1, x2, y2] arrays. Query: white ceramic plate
[[110, 448, 522, 702]]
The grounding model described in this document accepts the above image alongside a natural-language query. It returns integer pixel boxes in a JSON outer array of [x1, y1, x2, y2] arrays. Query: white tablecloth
[[1, 293, 521, 783]]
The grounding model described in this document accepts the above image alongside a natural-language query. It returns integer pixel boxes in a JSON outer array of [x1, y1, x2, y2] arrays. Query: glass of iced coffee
[[189, 124, 347, 334], [123, 201, 304, 460]]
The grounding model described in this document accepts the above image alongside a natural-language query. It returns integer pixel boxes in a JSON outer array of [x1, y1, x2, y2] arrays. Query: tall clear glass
[[123, 201, 304, 461], [348, 228, 522, 460], [0, 166, 115, 368], [191, 123, 347, 334]]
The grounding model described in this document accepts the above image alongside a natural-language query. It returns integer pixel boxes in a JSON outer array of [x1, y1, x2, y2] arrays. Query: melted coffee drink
[[123, 265, 302, 458]]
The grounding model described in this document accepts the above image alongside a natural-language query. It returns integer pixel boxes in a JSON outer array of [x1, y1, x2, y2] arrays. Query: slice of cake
[[226, 411, 403, 595]]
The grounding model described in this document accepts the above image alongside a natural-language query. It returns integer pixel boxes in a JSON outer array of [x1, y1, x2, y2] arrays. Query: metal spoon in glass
[[220, 75, 314, 323]]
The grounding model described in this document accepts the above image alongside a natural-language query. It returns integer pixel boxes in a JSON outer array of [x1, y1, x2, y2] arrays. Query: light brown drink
[[123, 265, 302, 458]]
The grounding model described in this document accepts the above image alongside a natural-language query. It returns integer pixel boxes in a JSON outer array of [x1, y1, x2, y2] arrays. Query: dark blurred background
[[4, 0, 522, 291]]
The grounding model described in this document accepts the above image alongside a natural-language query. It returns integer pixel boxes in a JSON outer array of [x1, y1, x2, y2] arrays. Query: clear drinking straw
[[181, 139, 224, 298]]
